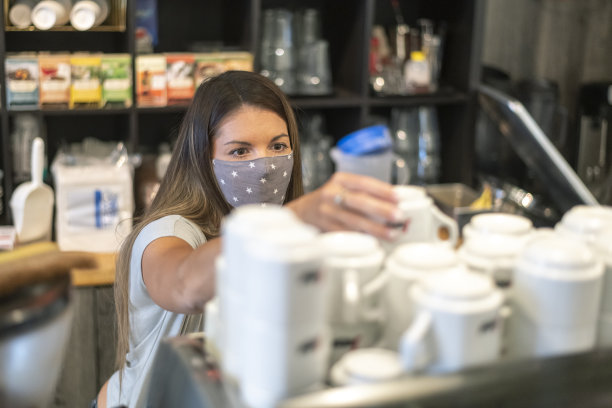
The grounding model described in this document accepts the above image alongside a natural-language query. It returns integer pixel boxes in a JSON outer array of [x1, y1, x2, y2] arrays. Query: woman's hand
[[287, 172, 401, 240]]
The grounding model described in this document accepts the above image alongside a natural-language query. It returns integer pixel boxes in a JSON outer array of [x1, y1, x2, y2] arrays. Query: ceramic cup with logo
[[329, 348, 404, 386], [458, 234, 527, 288], [243, 223, 324, 325], [384, 185, 458, 253], [319, 231, 386, 354], [508, 234, 604, 358], [368, 242, 459, 349], [235, 213, 330, 408], [240, 318, 330, 408], [219, 205, 319, 382], [399, 268, 505, 373]]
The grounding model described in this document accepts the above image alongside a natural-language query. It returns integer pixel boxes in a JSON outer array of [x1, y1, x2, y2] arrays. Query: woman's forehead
[[215, 106, 288, 142]]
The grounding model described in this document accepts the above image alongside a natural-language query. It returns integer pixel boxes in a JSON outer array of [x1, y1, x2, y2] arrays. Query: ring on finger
[[333, 189, 347, 207]]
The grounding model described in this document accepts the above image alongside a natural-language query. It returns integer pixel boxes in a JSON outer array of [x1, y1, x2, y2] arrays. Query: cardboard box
[[166, 53, 195, 105], [5, 53, 39, 110], [39, 53, 71, 108], [70, 53, 102, 109], [194, 53, 225, 88], [101, 54, 132, 108], [136, 54, 167, 107]]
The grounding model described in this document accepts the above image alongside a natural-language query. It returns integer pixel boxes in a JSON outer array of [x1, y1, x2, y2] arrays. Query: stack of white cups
[[555, 204, 612, 347], [508, 233, 604, 358], [459, 213, 534, 288], [374, 242, 460, 349], [217, 205, 330, 408]]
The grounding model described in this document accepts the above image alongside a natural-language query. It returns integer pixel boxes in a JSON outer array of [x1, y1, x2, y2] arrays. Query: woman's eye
[[271, 143, 288, 152], [230, 148, 249, 157]]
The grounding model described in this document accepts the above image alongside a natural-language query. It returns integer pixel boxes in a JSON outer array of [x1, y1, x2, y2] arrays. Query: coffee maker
[[575, 82, 612, 204]]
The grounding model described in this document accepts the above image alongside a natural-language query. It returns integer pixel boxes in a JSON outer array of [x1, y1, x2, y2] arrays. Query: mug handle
[[399, 310, 434, 372], [359, 270, 389, 322], [342, 269, 361, 324], [431, 206, 459, 246]]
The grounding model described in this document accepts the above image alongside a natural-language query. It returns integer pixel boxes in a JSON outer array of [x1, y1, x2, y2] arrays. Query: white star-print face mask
[[213, 153, 294, 207]]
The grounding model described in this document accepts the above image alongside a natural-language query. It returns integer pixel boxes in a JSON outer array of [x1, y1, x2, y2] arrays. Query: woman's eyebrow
[[270, 134, 290, 142], [224, 140, 252, 146]]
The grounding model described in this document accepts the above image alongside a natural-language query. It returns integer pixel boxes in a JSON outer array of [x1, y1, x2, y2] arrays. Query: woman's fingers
[[320, 201, 396, 240], [331, 172, 398, 203]]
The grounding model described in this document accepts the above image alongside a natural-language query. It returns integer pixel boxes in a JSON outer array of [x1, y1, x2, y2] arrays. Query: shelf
[[289, 88, 364, 109], [7, 108, 132, 116], [137, 105, 190, 114], [4, 25, 126, 32], [367, 90, 469, 107]]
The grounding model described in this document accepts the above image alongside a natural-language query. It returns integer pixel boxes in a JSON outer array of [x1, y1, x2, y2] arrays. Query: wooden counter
[[0, 241, 117, 287], [72, 252, 116, 286]]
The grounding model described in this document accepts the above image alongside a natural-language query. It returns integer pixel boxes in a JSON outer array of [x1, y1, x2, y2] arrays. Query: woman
[[97, 71, 401, 408]]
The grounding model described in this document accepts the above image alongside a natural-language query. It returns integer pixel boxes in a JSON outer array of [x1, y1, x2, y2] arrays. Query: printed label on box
[[101, 54, 132, 107], [137, 55, 167, 107], [166, 54, 195, 104], [6, 56, 39, 109], [70, 55, 102, 108], [39, 54, 70, 107]]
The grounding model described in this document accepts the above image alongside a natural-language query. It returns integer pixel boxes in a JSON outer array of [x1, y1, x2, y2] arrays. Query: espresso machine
[[575, 82, 612, 204]]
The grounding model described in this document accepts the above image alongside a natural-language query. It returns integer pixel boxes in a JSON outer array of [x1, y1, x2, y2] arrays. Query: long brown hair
[[114, 71, 303, 372]]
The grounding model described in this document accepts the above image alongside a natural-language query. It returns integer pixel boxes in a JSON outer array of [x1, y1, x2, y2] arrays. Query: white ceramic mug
[[319, 231, 386, 353], [463, 212, 533, 242], [399, 268, 505, 373], [240, 317, 330, 408], [594, 230, 612, 347], [329, 348, 404, 386], [553, 205, 612, 348], [458, 234, 527, 288], [555, 205, 612, 245], [384, 186, 458, 253], [221, 204, 301, 295], [508, 234, 604, 358], [243, 223, 324, 325], [370, 242, 459, 349]]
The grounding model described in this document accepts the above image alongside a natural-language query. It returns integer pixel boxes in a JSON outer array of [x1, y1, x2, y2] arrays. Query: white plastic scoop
[[10, 137, 55, 244]]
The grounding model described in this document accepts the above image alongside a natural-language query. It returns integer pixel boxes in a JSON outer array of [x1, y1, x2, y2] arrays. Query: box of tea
[[101, 54, 132, 108], [221, 51, 254, 73], [5, 53, 39, 110], [136, 54, 167, 107], [166, 53, 195, 105], [194, 53, 225, 88], [39, 53, 71, 108], [70, 53, 102, 109]]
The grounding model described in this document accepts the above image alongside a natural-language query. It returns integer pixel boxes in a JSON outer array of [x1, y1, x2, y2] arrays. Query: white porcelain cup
[[318, 232, 386, 361], [319, 232, 385, 325], [221, 204, 301, 295], [384, 186, 458, 252], [329, 348, 404, 386], [508, 234, 604, 358], [553, 205, 612, 348], [555, 205, 612, 245], [459, 234, 527, 287], [240, 317, 330, 408], [243, 223, 324, 325], [371, 242, 459, 349], [399, 268, 505, 373], [463, 212, 533, 242]]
